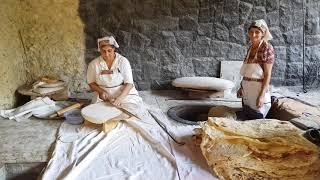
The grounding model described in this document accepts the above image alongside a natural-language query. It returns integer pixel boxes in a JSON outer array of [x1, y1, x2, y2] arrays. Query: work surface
[[0, 87, 319, 179]]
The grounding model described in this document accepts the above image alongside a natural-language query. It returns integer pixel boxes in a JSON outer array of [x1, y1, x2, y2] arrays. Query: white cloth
[[41, 106, 178, 180], [97, 36, 119, 51], [0, 97, 56, 121], [87, 53, 139, 104], [240, 41, 271, 117], [250, 19, 273, 42], [41, 104, 216, 180]]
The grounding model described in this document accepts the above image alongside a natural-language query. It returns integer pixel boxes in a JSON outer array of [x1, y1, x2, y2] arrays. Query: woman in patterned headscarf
[[237, 19, 275, 120]]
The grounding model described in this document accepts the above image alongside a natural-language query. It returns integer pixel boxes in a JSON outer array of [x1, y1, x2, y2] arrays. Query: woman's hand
[[112, 95, 125, 106], [256, 95, 264, 108], [237, 88, 243, 98], [98, 91, 110, 101]]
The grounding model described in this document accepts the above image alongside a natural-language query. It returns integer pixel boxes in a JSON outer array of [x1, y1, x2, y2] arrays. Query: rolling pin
[[49, 102, 83, 118]]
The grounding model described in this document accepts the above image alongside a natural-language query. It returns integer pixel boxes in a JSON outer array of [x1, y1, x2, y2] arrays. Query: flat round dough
[[172, 77, 234, 91], [81, 102, 122, 124]]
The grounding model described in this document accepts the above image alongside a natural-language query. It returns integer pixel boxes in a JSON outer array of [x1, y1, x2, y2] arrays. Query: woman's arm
[[89, 82, 110, 101], [257, 63, 273, 108], [112, 83, 133, 106]]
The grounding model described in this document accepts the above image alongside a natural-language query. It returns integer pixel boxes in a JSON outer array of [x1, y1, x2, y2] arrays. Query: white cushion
[[81, 102, 122, 124], [172, 77, 234, 91]]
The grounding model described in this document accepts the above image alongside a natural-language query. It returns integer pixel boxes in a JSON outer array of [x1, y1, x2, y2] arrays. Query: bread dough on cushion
[[172, 77, 234, 91], [81, 102, 122, 124]]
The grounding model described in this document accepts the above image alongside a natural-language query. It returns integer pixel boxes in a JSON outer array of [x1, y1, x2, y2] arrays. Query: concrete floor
[[0, 87, 319, 179]]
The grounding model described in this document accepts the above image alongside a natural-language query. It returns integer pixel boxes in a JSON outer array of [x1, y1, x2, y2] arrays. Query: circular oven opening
[[167, 105, 213, 125]]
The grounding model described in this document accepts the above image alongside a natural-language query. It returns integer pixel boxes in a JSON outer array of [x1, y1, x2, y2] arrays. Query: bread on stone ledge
[[200, 117, 320, 180]]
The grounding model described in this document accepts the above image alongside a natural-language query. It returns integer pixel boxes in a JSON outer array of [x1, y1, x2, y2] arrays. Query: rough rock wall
[[20, 0, 87, 93], [81, 0, 320, 89], [0, 1, 28, 108]]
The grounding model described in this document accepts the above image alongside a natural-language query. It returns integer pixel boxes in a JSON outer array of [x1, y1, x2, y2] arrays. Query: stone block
[[306, 5, 320, 19], [135, 0, 159, 19], [214, 23, 229, 41], [279, 7, 293, 32], [224, 0, 239, 12], [198, 23, 213, 37], [174, 31, 195, 57], [292, 8, 304, 28], [180, 60, 195, 77], [252, 6, 267, 20], [156, 16, 179, 31], [305, 44, 320, 61], [266, 0, 279, 12], [272, 58, 286, 78], [179, 15, 199, 31], [229, 25, 246, 45], [199, 8, 211, 23], [210, 40, 230, 58], [269, 27, 285, 46], [286, 45, 303, 63], [239, 1, 253, 24], [136, 81, 151, 90], [267, 10, 279, 27], [227, 43, 247, 60], [161, 64, 181, 79], [192, 36, 211, 57], [283, 27, 303, 45], [305, 35, 320, 46], [172, 0, 199, 16], [285, 62, 303, 79], [116, 31, 131, 48], [133, 20, 158, 34], [130, 32, 151, 50], [191, 57, 220, 77], [142, 61, 160, 80], [223, 10, 239, 28], [274, 46, 287, 60], [306, 17, 320, 35]]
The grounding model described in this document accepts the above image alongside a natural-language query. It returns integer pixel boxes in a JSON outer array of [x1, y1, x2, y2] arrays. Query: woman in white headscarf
[[87, 36, 142, 107], [237, 19, 275, 120]]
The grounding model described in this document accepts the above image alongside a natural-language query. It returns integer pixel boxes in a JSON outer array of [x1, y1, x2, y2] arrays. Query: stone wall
[[0, 1, 29, 108], [81, 0, 320, 89], [1, 0, 319, 108]]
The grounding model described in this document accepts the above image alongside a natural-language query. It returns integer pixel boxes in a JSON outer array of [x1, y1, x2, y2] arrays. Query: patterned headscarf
[[249, 19, 273, 42], [97, 36, 119, 51]]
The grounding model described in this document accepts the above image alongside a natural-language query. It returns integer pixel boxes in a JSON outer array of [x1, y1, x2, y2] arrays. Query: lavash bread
[[200, 117, 320, 180], [208, 106, 238, 120]]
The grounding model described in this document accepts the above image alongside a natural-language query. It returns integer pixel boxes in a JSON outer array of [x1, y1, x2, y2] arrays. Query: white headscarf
[[97, 36, 119, 51], [250, 19, 273, 42]]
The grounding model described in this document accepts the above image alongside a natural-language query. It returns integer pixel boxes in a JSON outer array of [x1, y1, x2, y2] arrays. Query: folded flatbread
[[200, 117, 320, 180]]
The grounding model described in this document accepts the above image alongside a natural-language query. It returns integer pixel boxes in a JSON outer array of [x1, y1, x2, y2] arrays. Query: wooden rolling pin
[[49, 102, 83, 118]]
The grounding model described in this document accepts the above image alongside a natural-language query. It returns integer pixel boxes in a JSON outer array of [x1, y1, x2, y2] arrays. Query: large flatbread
[[81, 102, 122, 124], [200, 117, 320, 180], [172, 77, 234, 91]]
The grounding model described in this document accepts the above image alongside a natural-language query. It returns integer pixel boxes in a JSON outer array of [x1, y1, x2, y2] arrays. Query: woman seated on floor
[[237, 19, 275, 120], [87, 36, 142, 109]]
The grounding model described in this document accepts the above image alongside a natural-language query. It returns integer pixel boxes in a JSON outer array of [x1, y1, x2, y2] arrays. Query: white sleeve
[[87, 62, 96, 84], [120, 58, 134, 84]]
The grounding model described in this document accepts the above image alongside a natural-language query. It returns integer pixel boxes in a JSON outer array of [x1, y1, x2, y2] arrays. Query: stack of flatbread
[[200, 117, 320, 180]]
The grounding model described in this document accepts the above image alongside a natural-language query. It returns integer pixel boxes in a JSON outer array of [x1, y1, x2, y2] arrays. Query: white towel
[[0, 97, 56, 122]]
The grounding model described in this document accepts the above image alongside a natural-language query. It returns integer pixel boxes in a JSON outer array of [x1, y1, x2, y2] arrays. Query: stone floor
[[0, 87, 319, 179]]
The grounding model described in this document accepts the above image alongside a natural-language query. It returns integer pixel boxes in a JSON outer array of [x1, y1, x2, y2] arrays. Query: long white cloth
[[41, 104, 216, 180]]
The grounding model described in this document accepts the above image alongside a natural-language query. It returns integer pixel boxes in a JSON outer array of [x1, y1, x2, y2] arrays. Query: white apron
[[240, 42, 271, 118], [92, 56, 142, 107]]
